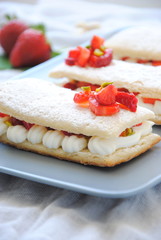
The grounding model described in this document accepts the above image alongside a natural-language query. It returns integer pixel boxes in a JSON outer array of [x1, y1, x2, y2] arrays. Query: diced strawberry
[[11, 117, 23, 126], [22, 121, 34, 130], [63, 82, 77, 90], [151, 60, 161, 66], [69, 48, 80, 59], [116, 92, 138, 112], [89, 48, 112, 68], [95, 84, 117, 105], [137, 59, 149, 64], [62, 131, 73, 136], [90, 35, 105, 50], [142, 97, 161, 104], [73, 91, 90, 104], [76, 46, 90, 67], [65, 57, 76, 66], [117, 88, 129, 93], [133, 123, 142, 127], [0, 113, 9, 117], [89, 96, 120, 116], [121, 56, 130, 61]]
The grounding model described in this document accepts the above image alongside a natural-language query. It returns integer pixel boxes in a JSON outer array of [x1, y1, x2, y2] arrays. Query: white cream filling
[[138, 97, 161, 115], [27, 125, 47, 144], [62, 135, 87, 153], [7, 125, 27, 143], [0, 117, 153, 155], [88, 121, 153, 155], [43, 130, 64, 149]]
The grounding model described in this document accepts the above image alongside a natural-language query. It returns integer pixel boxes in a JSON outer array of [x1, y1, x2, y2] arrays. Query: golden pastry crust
[[0, 133, 160, 167], [104, 26, 161, 60], [0, 78, 154, 138]]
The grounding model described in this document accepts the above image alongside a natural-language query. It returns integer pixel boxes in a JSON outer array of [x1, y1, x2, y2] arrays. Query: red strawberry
[[90, 35, 105, 49], [89, 48, 113, 68], [63, 82, 77, 90], [89, 95, 120, 116], [116, 92, 138, 112], [95, 84, 117, 105], [22, 121, 34, 130], [73, 90, 90, 104], [76, 46, 90, 67], [0, 20, 28, 55], [10, 29, 51, 67]]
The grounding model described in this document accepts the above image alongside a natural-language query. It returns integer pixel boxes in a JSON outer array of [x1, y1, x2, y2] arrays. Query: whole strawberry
[[10, 29, 51, 67], [0, 20, 28, 55]]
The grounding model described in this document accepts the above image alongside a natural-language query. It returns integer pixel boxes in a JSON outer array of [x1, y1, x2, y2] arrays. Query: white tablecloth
[[1, 1, 161, 239]]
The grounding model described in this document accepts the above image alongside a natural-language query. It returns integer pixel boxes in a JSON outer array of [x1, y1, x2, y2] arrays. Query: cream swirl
[[43, 130, 64, 149], [27, 125, 47, 144], [7, 125, 27, 143], [88, 121, 153, 155], [88, 137, 116, 155], [62, 135, 87, 153]]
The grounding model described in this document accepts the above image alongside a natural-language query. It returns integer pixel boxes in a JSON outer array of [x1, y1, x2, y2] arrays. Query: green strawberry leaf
[[51, 51, 61, 58], [5, 14, 17, 21], [0, 55, 12, 70], [30, 23, 46, 34]]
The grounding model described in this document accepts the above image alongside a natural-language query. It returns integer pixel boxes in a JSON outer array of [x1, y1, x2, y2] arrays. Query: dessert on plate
[[49, 35, 161, 124], [104, 26, 161, 66], [0, 78, 160, 167]]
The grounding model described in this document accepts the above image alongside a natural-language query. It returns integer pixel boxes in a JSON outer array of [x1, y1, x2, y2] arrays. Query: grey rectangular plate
[[0, 47, 161, 198]]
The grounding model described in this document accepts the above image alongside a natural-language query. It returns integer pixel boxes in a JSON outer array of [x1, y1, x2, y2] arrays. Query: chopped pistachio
[[101, 82, 113, 88], [120, 128, 135, 137], [4, 120, 12, 126], [93, 49, 104, 56], [81, 86, 91, 91], [95, 87, 102, 92], [100, 45, 107, 52]]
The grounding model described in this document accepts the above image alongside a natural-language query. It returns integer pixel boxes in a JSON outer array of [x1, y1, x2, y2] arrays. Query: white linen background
[[1, 0, 161, 239]]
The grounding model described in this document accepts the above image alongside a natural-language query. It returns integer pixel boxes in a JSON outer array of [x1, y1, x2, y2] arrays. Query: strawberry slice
[[11, 117, 23, 126], [95, 84, 117, 105], [89, 96, 120, 116], [0, 113, 9, 117], [116, 92, 138, 112], [121, 56, 130, 61], [22, 121, 34, 130], [137, 59, 149, 64], [69, 48, 80, 59], [76, 46, 90, 67], [142, 97, 161, 104], [65, 57, 76, 66], [89, 48, 112, 68], [91, 35, 105, 49], [73, 90, 90, 104], [151, 60, 161, 66], [63, 82, 77, 90]]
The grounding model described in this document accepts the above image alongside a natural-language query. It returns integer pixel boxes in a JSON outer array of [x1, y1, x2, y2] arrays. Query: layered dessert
[[0, 78, 160, 167], [49, 35, 161, 124], [105, 26, 161, 66]]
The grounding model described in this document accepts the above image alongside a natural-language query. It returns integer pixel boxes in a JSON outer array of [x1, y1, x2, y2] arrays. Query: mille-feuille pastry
[[105, 26, 161, 66], [0, 78, 160, 167], [49, 35, 161, 124]]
